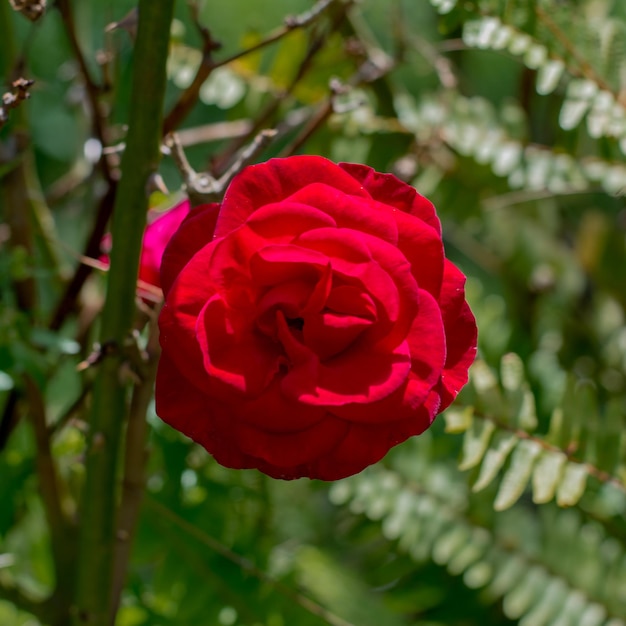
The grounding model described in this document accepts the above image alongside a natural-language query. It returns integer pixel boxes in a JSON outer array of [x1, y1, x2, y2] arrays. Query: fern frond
[[445, 355, 626, 510], [331, 459, 626, 624]]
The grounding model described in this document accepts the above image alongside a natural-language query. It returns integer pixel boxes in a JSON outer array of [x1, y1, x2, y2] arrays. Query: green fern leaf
[[494, 440, 542, 510]]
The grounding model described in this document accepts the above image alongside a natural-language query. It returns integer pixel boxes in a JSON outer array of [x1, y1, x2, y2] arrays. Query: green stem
[[72, 3, 175, 625], [111, 308, 162, 616], [24, 377, 75, 601]]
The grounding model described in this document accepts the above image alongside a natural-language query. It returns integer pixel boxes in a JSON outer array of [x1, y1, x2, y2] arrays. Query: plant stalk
[[71, 2, 175, 624]]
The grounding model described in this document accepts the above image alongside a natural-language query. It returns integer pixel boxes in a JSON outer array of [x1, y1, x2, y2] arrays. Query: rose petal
[[330, 289, 446, 424], [311, 409, 432, 480], [160, 234, 256, 395], [277, 310, 412, 406], [216, 156, 370, 238], [139, 201, 189, 287], [404, 288, 447, 405], [196, 294, 283, 395], [250, 244, 330, 287], [245, 201, 337, 239], [294, 226, 417, 346], [284, 183, 399, 245], [232, 412, 350, 468], [155, 353, 251, 470], [160, 203, 220, 297], [438, 260, 478, 410], [256, 263, 332, 337], [392, 209, 445, 299], [235, 378, 327, 433], [303, 309, 374, 361], [339, 162, 442, 235], [325, 286, 377, 318]]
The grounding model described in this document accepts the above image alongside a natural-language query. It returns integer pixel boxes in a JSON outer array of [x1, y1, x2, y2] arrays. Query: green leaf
[[472, 432, 518, 492], [556, 463, 588, 507], [532, 450, 567, 504], [501, 353, 525, 392], [502, 565, 549, 620], [443, 406, 474, 433], [493, 440, 542, 511], [459, 419, 496, 471]]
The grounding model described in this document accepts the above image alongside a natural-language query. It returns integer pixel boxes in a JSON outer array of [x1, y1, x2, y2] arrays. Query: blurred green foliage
[[1, 0, 625, 625]]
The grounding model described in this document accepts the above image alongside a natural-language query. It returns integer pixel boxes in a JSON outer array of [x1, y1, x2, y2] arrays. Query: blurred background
[[1, 0, 626, 624]]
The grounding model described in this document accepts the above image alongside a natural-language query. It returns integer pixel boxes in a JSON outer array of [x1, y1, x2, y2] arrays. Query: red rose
[[156, 156, 477, 480]]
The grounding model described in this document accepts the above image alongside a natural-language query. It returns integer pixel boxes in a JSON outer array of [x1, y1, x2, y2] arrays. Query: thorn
[[105, 7, 138, 39]]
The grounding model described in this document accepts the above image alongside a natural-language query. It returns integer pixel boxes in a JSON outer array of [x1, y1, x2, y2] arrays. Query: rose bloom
[[156, 156, 477, 480]]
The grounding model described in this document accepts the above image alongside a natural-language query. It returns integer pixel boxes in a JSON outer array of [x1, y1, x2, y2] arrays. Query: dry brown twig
[[163, 0, 347, 134], [8, 0, 45, 21], [164, 128, 277, 205], [0, 77, 34, 129]]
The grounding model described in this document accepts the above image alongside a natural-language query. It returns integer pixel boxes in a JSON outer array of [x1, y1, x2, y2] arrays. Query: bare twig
[[176, 119, 253, 147], [278, 55, 394, 158], [213, 0, 352, 176], [163, 0, 344, 134], [0, 77, 34, 129], [56, 0, 114, 183], [24, 378, 73, 548], [161, 1, 221, 134], [215, 0, 340, 69], [49, 183, 117, 330], [534, 6, 618, 103], [165, 128, 277, 205], [408, 33, 458, 90], [8, 0, 46, 21]]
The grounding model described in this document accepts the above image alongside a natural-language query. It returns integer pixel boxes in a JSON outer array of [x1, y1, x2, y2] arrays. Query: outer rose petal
[[339, 162, 442, 235], [215, 156, 371, 238], [156, 353, 251, 470], [284, 183, 399, 245], [232, 414, 349, 468], [438, 260, 478, 410], [160, 203, 220, 297], [314, 393, 439, 480], [139, 201, 191, 288]]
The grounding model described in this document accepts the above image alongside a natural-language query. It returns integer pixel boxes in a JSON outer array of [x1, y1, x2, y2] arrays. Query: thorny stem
[[110, 307, 161, 616], [71, 2, 175, 624]]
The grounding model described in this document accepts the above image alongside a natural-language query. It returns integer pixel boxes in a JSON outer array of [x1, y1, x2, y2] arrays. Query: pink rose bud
[[138, 200, 190, 291]]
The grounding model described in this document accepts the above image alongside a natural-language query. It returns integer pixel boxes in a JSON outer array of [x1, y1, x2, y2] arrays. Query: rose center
[[286, 316, 305, 331]]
